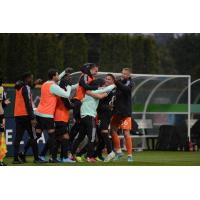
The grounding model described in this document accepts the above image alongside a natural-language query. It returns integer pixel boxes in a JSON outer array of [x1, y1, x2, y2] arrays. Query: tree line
[[0, 33, 200, 82]]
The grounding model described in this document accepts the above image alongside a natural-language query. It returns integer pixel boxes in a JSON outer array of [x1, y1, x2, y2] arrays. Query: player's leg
[[71, 119, 86, 161], [69, 99, 82, 146], [85, 116, 97, 162], [102, 130, 115, 162], [94, 127, 105, 161], [25, 118, 46, 163], [121, 117, 133, 162], [13, 117, 26, 164], [56, 122, 75, 163], [22, 124, 42, 160], [110, 115, 122, 153]]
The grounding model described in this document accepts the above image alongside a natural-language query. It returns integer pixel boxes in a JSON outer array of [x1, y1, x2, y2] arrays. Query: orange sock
[[112, 132, 121, 152], [125, 135, 133, 155]]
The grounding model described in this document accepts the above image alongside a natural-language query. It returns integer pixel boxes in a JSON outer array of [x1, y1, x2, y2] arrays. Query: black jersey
[[97, 88, 116, 118]]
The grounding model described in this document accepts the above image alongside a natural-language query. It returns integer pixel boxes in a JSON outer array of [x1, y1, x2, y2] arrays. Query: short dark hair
[[22, 72, 32, 81], [122, 67, 131, 73], [48, 69, 58, 80], [80, 63, 98, 73], [106, 73, 116, 82], [0, 78, 2, 86]]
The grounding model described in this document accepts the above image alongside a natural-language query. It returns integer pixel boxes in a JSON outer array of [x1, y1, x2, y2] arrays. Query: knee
[[124, 130, 131, 137]]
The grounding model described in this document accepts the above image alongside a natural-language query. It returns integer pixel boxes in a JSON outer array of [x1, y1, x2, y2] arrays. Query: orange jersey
[[54, 97, 70, 123], [74, 74, 94, 101], [14, 87, 33, 117], [37, 81, 57, 116]]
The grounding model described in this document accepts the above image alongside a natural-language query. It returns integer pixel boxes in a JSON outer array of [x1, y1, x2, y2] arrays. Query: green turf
[[4, 151, 200, 166]]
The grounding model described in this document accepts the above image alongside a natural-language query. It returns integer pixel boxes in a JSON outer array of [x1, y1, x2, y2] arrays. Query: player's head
[[22, 72, 33, 85], [121, 67, 131, 80], [105, 74, 115, 86], [89, 63, 98, 76], [80, 63, 98, 77], [48, 68, 59, 82], [90, 78, 105, 88]]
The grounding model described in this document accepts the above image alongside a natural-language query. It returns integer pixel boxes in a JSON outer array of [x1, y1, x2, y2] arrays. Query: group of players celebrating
[[12, 63, 134, 164]]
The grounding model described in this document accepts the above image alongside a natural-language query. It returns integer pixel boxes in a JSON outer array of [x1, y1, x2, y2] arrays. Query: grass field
[[4, 151, 200, 166]]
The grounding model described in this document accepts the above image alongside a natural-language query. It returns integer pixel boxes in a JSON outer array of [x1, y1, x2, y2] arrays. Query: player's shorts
[[36, 116, 55, 130], [110, 115, 132, 130], [0, 114, 4, 132], [55, 121, 69, 136]]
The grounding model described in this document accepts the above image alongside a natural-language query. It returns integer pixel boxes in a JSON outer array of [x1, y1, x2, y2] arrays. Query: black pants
[[69, 99, 82, 149], [14, 116, 39, 160], [94, 114, 113, 157], [72, 116, 96, 158]]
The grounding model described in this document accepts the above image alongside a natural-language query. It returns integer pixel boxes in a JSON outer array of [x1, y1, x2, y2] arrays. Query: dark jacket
[[97, 89, 116, 118], [113, 77, 134, 117]]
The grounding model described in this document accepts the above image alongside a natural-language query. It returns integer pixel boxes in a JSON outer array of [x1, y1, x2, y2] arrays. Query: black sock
[[61, 139, 69, 159], [48, 133, 57, 159], [40, 140, 49, 157]]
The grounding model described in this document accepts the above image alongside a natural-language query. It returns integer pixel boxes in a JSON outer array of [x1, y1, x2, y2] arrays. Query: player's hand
[[31, 119, 37, 128], [65, 67, 73, 74], [0, 118, 5, 129], [34, 79, 43, 85], [4, 98, 11, 105]]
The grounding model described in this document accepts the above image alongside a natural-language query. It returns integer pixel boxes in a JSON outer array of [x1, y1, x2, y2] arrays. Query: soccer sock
[[48, 134, 56, 159], [40, 140, 49, 156], [125, 135, 133, 156], [30, 138, 39, 160], [61, 139, 69, 159], [112, 132, 121, 152]]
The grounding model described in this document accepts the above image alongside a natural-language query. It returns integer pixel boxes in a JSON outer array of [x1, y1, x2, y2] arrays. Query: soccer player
[[53, 76, 76, 163], [70, 63, 99, 145], [0, 78, 10, 166], [35, 69, 73, 163], [71, 78, 116, 162], [95, 74, 116, 162], [13, 72, 45, 164], [111, 68, 134, 162]]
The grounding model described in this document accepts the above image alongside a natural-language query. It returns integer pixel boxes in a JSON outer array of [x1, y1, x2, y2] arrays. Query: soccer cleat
[[0, 162, 7, 166], [38, 156, 48, 162], [12, 159, 24, 164], [49, 158, 61, 163], [86, 157, 96, 163], [19, 152, 27, 163], [95, 156, 104, 162], [34, 158, 48, 163], [104, 151, 116, 162], [127, 156, 133, 162], [75, 156, 84, 162], [113, 152, 123, 161], [62, 158, 76, 163]]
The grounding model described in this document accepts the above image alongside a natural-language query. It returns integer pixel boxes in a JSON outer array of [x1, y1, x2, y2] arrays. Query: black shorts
[[55, 121, 69, 136], [0, 114, 4, 132], [98, 113, 112, 130], [36, 116, 55, 130]]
